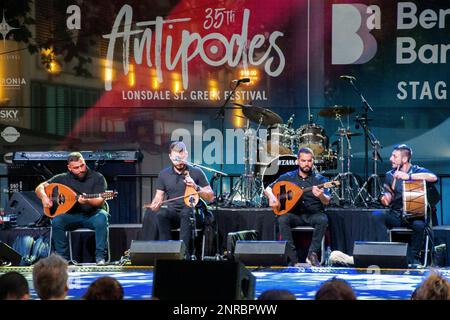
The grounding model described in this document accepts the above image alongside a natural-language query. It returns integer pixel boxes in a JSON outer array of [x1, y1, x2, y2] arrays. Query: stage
[[1, 264, 449, 300]]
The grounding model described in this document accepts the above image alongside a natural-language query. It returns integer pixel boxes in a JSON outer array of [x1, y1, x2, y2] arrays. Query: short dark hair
[[0, 271, 29, 300], [169, 141, 187, 153], [83, 276, 124, 300], [297, 147, 314, 158], [67, 152, 84, 163], [393, 144, 413, 162], [315, 277, 357, 300], [258, 289, 296, 300]]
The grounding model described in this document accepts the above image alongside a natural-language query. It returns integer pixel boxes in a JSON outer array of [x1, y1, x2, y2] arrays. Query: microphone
[[340, 75, 356, 81], [232, 78, 250, 84]]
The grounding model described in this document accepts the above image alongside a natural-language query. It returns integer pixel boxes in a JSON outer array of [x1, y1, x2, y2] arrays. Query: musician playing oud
[[35, 152, 109, 265], [380, 144, 437, 267], [147, 141, 214, 258], [264, 147, 330, 267]]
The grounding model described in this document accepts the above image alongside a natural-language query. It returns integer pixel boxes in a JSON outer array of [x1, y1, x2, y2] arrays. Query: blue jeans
[[51, 209, 109, 261]]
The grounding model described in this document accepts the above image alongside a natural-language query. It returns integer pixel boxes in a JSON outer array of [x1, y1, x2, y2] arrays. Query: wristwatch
[[195, 185, 201, 192]]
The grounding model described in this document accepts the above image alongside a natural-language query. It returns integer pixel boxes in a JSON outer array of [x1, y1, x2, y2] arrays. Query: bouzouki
[[44, 183, 117, 218], [271, 180, 340, 215]]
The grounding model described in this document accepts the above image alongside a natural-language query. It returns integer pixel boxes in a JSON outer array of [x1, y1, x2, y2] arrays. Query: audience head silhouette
[[83, 276, 124, 300], [32, 254, 68, 300], [315, 277, 356, 300], [0, 271, 30, 300], [258, 289, 296, 300], [412, 272, 450, 300]]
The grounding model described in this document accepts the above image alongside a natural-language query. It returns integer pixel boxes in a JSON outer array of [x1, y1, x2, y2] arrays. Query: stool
[[388, 227, 431, 267], [291, 226, 326, 263], [68, 228, 111, 263]]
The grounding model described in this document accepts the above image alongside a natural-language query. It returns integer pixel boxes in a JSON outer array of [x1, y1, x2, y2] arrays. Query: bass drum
[[260, 155, 298, 188]]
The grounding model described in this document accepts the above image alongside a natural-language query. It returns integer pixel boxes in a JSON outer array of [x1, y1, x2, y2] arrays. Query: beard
[[299, 166, 312, 174], [73, 171, 87, 181]]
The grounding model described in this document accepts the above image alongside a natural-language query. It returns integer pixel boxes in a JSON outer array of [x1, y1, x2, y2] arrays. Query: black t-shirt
[[47, 168, 107, 214], [156, 165, 209, 210], [384, 164, 434, 211], [269, 169, 330, 215]]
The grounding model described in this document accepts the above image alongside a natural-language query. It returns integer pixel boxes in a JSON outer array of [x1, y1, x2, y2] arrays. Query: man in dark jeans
[[35, 152, 109, 265], [265, 147, 330, 267], [380, 144, 438, 267], [146, 141, 215, 258]]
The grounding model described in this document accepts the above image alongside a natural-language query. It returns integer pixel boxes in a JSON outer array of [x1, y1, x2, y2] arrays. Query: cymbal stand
[[333, 116, 367, 207], [225, 119, 263, 207], [354, 126, 384, 204]]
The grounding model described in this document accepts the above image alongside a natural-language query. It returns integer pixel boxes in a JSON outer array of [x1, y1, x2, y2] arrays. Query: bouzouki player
[[264, 147, 331, 267], [35, 152, 109, 265]]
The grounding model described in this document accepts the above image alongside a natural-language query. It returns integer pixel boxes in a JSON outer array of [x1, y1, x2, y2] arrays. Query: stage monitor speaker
[[153, 260, 255, 300], [129, 240, 185, 266], [234, 240, 289, 266], [0, 242, 22, 266], [353, 241, 408, 268], [5, 191, 44, 227]]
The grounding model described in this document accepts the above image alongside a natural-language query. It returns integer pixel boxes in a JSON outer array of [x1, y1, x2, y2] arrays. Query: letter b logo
[[332, 4, 380, 65]]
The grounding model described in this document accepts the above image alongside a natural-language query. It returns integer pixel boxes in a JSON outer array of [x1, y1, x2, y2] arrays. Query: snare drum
[[297, 124, 328, 156], [260, 155, 298, 188]]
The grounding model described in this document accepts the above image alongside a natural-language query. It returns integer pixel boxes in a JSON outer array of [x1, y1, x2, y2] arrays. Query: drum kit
[[225, 102, 378, 207]]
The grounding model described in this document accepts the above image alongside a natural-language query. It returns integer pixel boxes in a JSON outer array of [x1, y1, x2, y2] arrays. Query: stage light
[[103, 59, 114, 83], [208, 79, 219, 100], [128, 64, 135, 87], [41, 48, 60, 74], [238, 68, 259, 85]]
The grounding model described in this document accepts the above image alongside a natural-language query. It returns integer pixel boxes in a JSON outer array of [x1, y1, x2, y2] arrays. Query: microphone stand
[[215, 80, 244, 201], [184, 159, 227, 260], [347, 78, 373, 182], [188, 195, 197, 260]]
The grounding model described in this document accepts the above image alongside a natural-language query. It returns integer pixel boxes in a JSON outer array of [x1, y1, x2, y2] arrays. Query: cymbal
[[318, 105, 355, 118], [234, 103, 283, 126], [335, 130, 362, 137]]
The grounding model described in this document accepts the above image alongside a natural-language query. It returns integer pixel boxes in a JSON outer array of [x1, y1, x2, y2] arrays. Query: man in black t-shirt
[[380, 144, 438, 266], [264, 147, 330, 267], [146, 141, 214, 257], [35, 152, 109, 265]]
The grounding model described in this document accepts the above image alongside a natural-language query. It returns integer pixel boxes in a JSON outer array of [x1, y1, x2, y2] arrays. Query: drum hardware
[[317, 105, 355, 118], [215, 79, 248, 200], [354, 131, 384, 204], [330, 113, 367, 207], [234, 103, 283, 126], [340, 75, 373, 181], [225, 107, 270, 207]]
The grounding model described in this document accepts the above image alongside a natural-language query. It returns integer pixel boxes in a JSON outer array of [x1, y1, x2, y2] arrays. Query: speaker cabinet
[[0, 242, 22, 266], [153, 260, 255, 300], [5, 191, 44, 227], [129, 240, 186, 266], [234, 241, 289, 266], [353, 241, 408, 268]]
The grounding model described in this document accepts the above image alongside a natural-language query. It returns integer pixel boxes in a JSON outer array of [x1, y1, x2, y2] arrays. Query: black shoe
[[306, 252, 320, 267]]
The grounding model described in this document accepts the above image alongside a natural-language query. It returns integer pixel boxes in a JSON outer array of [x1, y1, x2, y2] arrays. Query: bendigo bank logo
[[332, 4, 381, 65]]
